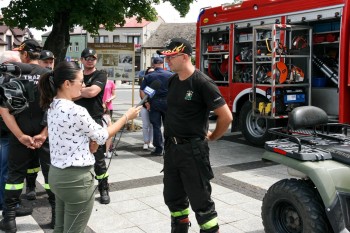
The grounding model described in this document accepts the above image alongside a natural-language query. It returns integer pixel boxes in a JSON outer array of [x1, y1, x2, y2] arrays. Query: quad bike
[[261, 106, 350, 233]]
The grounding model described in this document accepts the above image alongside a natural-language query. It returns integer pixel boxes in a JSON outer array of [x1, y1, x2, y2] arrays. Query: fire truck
[[196, 0, 350, 146]]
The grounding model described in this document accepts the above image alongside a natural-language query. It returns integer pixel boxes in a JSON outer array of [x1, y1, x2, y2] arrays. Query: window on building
[[94, 36, 109, 43], [127, 36, 140, 44], [113, 35, 120, 42], [6, 35, 12, 50], [69, 46, 72, 52], [74, 42, 79, 52]]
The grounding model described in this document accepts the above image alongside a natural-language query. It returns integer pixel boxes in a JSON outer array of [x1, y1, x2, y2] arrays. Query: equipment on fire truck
[[235, 47, 252, 62], [241, 67, 252, 83], [312, 55, 338, 85], [208, 58, 228, 82], [256, 65, 271, 83], [289, 65, 305, 83], [263, 88, 306, 115], [274, 61, 288, 84], [292, 36, 308, 49]]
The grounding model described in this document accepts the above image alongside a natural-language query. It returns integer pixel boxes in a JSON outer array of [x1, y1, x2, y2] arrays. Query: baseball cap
[[152, 57, 164, 64], [81, 48, 97, 58], [157, 38, 192, 56], [13, 39, 42, 53], [40, 50, 54, 60]]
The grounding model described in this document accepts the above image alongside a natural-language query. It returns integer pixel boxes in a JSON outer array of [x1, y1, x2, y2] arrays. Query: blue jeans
[[0, 137, 9, 210], [149, 98, 167, 153]]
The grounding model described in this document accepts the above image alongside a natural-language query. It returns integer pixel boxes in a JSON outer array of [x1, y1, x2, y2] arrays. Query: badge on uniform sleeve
[[184, 90, 193, 100]]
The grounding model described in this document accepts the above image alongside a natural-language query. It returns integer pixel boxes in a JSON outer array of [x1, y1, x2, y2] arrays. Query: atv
[[261, 106, 350, 233]]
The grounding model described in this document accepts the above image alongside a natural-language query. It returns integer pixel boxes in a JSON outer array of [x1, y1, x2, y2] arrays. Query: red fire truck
[[196, 0, 350, 146]]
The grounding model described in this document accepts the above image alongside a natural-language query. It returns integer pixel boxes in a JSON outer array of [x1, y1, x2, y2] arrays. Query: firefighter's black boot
[[98, 178, 110, 204], [50, 202, 55, 229], [15, 201, 32, 217], [0, 206, 17, 233], [171, 216, 191, 233], [47, 189, 55, 229], [25, 173, 37, 200]]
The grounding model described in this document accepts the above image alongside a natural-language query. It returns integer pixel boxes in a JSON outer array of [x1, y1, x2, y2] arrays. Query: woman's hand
[[125, 106, 142, 121], [89, 140, 99, 153]]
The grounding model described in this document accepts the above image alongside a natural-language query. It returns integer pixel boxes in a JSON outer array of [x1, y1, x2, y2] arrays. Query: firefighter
[[158, 38, 232, 233], [75, 48, 110, 204], [0, 39, 55, 232]]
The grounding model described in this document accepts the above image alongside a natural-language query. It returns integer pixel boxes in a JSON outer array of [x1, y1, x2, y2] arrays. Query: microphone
[[9, 62, 34, 75], [136, 80, 162, 107]]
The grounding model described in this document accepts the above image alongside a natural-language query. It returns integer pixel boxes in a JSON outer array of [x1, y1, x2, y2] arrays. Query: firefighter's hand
[[33, 134, 47, 148], [19, 135, 36, 149], [205, 131, 213, 141], [145, 102, 151, 111], [89, 140, 98, 153]]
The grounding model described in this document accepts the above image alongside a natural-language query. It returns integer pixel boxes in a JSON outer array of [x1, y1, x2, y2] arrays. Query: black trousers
[[163, 138, 217, 227], [4, 136, 54, 209], [93, 118, 108, 180]]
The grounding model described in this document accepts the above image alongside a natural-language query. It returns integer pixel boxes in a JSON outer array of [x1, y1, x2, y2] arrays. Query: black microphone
[[136, 80, 162, 107], [10, 62, 34, 75]]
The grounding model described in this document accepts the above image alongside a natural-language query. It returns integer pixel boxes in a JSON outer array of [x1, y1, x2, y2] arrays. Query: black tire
[[240, 98, 274, 146], [262, 178, 332, 233]]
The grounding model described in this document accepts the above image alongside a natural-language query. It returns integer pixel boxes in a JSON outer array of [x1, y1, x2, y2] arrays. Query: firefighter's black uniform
[[75, 70, 109, 203], [0, 62, 55, 231], [164, 70, 226, 233]]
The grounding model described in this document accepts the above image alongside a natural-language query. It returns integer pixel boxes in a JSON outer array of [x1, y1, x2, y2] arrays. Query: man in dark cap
[[0, 39, 56, 231], [74, 48, 110, 204], [158, 38, 232, 233], [140, 57, 173, 156], [39, 50, 55, 70]]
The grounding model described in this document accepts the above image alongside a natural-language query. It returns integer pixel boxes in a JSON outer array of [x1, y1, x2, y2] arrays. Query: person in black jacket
[[158, 38, 232, 233], [0, 39, 55, 232], [75, 48, 110, 204]]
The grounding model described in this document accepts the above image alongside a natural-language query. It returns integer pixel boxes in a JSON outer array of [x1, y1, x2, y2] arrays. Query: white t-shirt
[[48, 99, 109, 169]]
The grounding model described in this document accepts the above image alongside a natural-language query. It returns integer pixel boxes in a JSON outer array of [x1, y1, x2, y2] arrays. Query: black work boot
[[171, 216, 191, 233], [25, 173, 37, 200], [50, 203, 55, 229], [98, 178, 110, 204], [47, 189, 56, 229], [15, 201, 33, 217], [0, 206, 17, 233]]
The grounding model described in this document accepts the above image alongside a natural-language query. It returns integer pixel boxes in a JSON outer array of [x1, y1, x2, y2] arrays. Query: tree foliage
[[1, 0, 194, 61]]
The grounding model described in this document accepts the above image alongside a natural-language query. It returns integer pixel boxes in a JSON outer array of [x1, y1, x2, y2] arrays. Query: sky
[[0, 0, 230, 39]]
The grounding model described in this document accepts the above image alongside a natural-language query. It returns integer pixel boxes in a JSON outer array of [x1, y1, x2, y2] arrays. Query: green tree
[[1, 0, 193, 61]]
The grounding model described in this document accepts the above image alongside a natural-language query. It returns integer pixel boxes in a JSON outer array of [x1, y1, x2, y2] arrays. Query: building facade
[[0, 26, 32, 52], [87, 16, 164, 72], [41, 26, 87, 62]]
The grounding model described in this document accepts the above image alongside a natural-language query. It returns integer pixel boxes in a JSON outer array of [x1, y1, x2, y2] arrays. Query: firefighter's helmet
[[292, 36, 308, 50]]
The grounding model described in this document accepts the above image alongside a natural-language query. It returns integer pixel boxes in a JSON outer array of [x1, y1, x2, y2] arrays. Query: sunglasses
[[84, 57, 96, 61]]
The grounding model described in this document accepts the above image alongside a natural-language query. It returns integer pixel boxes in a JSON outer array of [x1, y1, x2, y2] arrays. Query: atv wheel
[[262, 178, 332, 233], [240, 98, 274, 146]]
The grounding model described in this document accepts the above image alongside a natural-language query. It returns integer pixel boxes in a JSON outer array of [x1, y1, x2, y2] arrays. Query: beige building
[[87, 16, 165, 72], [0, 25, 32, 52], [142, 23, 196, 69]]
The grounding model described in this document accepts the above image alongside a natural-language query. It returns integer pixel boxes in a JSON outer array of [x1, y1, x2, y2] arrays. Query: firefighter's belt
[[169, 137, 202, 144]]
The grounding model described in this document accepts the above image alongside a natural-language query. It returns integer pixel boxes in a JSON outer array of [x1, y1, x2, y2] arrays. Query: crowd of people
[[0, 37, 232, 233]]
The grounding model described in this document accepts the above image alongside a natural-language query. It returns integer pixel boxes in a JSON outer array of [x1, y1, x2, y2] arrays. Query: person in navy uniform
[[140, 57, 173, 156]]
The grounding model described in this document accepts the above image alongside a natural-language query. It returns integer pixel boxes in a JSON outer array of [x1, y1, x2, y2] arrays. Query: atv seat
[[287, 106, 328, 130], [266, 106, 350, 164]]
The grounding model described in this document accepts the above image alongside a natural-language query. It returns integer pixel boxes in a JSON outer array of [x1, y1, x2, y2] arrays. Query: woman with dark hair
[[38, 61, 141, 233]]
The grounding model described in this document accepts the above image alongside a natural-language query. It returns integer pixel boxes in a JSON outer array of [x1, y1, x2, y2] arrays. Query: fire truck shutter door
[[287, 6, 343, 23]]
